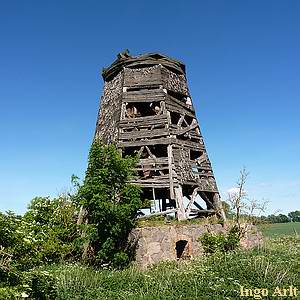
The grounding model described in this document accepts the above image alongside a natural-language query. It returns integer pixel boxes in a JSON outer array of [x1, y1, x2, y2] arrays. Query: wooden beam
[[199, 191, 214, 208], [189, 209, 215, 215], [186, 187, 199, 217], [137, 209, 178, 219], [193, 201, 204, 210], [174, 185, 187, 220], [176, 123, 198, 136], [167, 144, 175, 199]]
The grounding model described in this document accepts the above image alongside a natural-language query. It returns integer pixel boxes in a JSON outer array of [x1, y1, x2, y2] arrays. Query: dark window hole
[[190, 150, 202, 160], [126, 102, 161, 118], [176, 240, 189, 259]]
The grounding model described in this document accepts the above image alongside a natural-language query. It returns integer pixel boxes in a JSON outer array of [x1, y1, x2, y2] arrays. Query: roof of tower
[[102, 50, 186, 81]]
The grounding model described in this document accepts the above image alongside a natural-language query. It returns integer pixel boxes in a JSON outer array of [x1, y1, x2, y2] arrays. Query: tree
[[288, 211, 300, 222], [76, 141, 142, 268], [227, 167, 268, 237], [275, 214, 290, 223], [265, 213, 290, 223]]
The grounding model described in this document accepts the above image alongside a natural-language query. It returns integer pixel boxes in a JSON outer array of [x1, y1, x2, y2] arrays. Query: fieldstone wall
[[129, 224, 263, 268]]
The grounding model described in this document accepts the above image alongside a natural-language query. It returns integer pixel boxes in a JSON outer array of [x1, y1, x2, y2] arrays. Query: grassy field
[[35, 222, 299, 299], [259, 222, 300, 237], [48, 235, 300, 300]]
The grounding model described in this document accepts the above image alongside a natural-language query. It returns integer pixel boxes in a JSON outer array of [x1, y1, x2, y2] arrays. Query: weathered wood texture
[[95, 72, 123, 143], [94, 52, 223, 220], [123, 90, 165, 103], [161, 66, 190, 96], [124, 65, 162, 87]]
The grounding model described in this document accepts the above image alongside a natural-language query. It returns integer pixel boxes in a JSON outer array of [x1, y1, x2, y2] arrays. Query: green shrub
[[0, 195, 78, 299], [0, 269, 57, 300], [76, 141, 142, 268], [200, 226, 240, 253], [23, 195, 79, 264], [0, 286, 20, 300], [27, 270, 57, 300], [0, 195, 79, 272]]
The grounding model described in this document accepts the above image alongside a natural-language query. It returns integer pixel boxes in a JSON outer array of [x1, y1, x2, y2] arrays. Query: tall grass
[[49, 236, 300, 300]]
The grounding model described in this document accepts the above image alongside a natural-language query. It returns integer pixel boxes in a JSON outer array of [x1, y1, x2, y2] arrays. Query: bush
[[200, 226, 240, 253], [0, 195, 78, 299], [76, 141, 142, 268], [23, 195, 79, 263], [0, 269, 57, 300], [0, 195, 79, 272], [27, 270, 57, 300]]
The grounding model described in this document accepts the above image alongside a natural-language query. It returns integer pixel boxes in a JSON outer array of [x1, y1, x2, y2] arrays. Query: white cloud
[[227, 187, 240, 195]]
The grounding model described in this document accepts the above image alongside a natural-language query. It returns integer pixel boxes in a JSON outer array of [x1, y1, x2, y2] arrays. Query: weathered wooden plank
[[118, 137, 171, 147], [119, 128, 169, 140], [122, 97, 164, 103], [166, 106, 195, 119], [171, 139, 205, 150], [137, 209, 178, 219], [124, 65, 162, 87], [138, 157, 169, 164], [130, 182, 171, 188], [168, 144, 175, 199], [134, 175, 170, 183], [190, 209, 215, 215], [135, 166, 169, 171], [175, 179, 218, 192], [123, 90, 165, 103], [176, 123, 198, 136], [165, 95, 195, 116], [119, 114, 168, 125], [119, 137, 206, 149], [121, 124, 166, 132], [120, 123, 167, 131]]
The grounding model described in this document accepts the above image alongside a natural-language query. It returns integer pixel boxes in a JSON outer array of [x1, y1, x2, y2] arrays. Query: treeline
[[259, 211, 300, 223], [222, 202, 299, 224]]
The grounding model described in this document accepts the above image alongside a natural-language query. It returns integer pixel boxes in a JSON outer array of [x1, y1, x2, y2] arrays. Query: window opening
[[176, 240, 189, 259]]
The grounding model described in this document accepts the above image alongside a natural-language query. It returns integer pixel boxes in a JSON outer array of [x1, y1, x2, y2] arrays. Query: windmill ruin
[[95, 51, 224, 221]]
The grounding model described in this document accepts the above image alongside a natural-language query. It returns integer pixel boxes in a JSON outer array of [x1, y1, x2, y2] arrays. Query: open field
[[259, 222, 300, 238], [3, 217, 300, 299], [49, 236, 300, 300]]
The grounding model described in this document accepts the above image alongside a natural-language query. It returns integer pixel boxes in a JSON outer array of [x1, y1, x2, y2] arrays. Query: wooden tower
[[95, 51, 224, 220]]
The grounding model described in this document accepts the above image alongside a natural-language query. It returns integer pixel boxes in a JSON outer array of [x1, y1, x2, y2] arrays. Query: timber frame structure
[[95, 51, 224, 220]]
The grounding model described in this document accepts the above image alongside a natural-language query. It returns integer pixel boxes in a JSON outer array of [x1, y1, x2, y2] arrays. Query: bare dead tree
[[227, 167, 249, 233], [227, 167, 268, 237], [247, 198, 269, 218]]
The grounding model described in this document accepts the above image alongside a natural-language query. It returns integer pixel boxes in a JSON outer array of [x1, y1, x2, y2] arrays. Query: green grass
[[259, 222, 300, 238], [48, 236, 300, 300]]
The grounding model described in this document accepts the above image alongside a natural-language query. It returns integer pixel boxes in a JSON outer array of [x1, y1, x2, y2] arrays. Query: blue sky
[[0, 0, 299, 215]]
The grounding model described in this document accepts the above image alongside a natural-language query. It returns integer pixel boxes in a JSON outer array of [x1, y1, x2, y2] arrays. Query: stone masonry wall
[[129, 224, 263, 268]]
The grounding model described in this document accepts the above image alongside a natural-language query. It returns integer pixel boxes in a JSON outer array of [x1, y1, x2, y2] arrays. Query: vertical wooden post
[[167, 144, 175, 200], [213, 193, 226, 222], [174, 185, 186, 221]]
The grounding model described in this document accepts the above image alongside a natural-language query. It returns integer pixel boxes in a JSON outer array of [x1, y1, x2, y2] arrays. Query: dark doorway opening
[[176, 240, 189, 259]]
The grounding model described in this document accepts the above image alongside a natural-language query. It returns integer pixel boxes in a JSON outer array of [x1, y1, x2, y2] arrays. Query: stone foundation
[[129, 224, 263, 268]]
